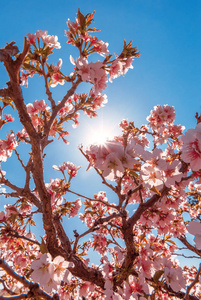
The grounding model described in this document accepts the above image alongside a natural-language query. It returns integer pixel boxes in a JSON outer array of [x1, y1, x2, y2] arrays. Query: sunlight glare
[[83, 119, 121, 147], [89, 128, 111, 145]]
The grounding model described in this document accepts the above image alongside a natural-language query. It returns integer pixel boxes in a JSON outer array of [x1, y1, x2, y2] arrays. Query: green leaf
[[87, 27, 100, 32], [77, 9, 86, 31], [153, 270, 164, 283], [0, 97, 15, 110], [40, 237, 48, 254], [150, 185, 161, 196], [129, 170, 139, 178]]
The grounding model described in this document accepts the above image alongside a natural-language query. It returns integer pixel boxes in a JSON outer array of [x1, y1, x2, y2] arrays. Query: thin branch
[[179, 236, 201, 257], [128, 185, 170, 227], [0, 278, 16, 295], [107, 226, 123, 248], [41, 62, 55, 109], [0, 294, 27, 300], [176, 253, 201, 259], [43, 77, 82, 145], [79, 146, 116, 192], [7, 229, 40, 246], [73, 213, 120, 253], [1, 176, 42, 211], [184, 263, 201, 300], [24, 157, 33, 191], [122, 184, 143, 209], [67, 189, 117, 209], [14, 149, 26, 170]]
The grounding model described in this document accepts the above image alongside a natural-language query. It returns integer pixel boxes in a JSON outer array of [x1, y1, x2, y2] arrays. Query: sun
[[82, 118, 121, 146], [89, 128, 111, 145]]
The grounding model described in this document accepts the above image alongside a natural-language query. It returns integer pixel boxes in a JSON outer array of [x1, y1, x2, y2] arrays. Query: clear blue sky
[[0, 1, 201, 249]]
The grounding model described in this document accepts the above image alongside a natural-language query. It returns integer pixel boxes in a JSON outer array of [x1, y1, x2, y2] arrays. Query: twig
[[73, 213, 120, 253], [41, 62, 55, 109], [179, 236, 201, 257], [67, 189, 117, 209], [14, 149, 26, 170], [1, 176, 42, 211], [7, 229, 40, 246], [122, 184, 143, 209], [184, 263, 201, 300], [0, 278, 16, 295], [43, 77, 82, 144], [175, 253, 201, 259], [78, 146, 117, 192]]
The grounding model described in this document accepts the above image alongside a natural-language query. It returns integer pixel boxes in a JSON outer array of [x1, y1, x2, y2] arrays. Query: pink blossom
[[0, 211, 5, 221], [0, 133, 18, 162], [42, 34, 61, 49], [4, 114, 14, 123], [53, 256, 73, 284], [27, 33, 37, 44], [93, 234, 108, 255], [102, 152, 125, 180], [159, 159, 183, 188], [27, 100, 48, 115], [35, 30, 48, 39], [89, 36, 109, 56], [50, 59, 65, 87], [69, 198, 81, 217], [76, 57, 91, 81], [52, 162, 68, 172], [58, 101, 73, 117], [163, 264, 186, 292], [109, 60, 123, 82], [147, 105, 176, 130], [122, 57, 134, 75], [90, 92, 108, 110], [141, 164, 164, 189], [180, 123, 201, 171], [20, 69, 29, 87], [66, 162, 81, 177], [31, 254, 72, 293], [187, 221, 201, 248], [31, 253, 54, 288]]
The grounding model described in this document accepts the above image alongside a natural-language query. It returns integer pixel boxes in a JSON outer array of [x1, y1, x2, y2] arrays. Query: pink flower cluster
[[49, 59, 64, 87], [27, 99, 48, 115], [109, 57, 133, 82], [141, 152, 183, 189], [26, 99, 50, 130], [31, 253, 73, 293], [0, 133, 18, 162], [53, 161, 81, 177], [146, 105, 184, 145], [66, 16, 109, 56], [71, 56, 107, 95], [27, 30, 61, 49], [181, 123, 201, 171], [86, 140, 139, 181], [147, 105, 176, 129]]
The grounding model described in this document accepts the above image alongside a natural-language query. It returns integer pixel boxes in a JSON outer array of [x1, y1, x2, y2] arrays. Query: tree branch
[[179, 236, 201, 257]]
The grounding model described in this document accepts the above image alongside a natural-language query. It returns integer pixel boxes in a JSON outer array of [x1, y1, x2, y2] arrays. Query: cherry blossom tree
[[0, 9, 201, 300]]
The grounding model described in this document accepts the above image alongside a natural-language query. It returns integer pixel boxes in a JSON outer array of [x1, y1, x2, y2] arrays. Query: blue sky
[[0, 1, 201, 258]]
